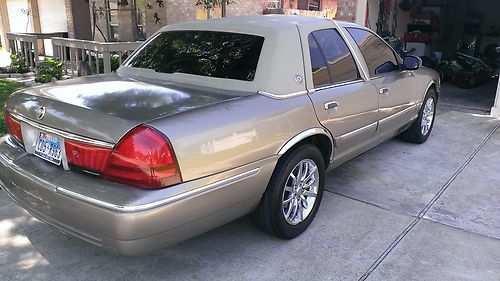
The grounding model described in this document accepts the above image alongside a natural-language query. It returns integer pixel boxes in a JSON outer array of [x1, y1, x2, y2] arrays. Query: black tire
[[251, 144, 325, 239], [399, 88, 437, 144]]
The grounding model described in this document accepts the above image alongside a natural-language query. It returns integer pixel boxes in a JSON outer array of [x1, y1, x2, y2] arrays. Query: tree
[[195, 0, 234, 19]]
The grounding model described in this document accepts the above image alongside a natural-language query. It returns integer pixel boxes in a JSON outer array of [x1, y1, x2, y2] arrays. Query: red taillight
[[4, 111, 23, 144], [65, 140, 112, 173], [101, 125, 182, 189]]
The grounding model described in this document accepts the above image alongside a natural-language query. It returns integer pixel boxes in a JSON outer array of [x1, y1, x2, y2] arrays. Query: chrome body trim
[[379, 104, 419, 125], [278, 127, 334, 161], [56, 168, 261, 212], [257, 90, 309, 99], [336, 122, 378, 140], [313, 79, 364, 92], [9, 112, 115, 149]]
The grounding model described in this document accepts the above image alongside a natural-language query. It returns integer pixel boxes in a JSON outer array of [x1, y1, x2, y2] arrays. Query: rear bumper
[[0, 136, 276, 255]]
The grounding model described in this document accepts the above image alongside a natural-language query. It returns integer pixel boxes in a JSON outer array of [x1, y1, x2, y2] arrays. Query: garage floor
[[439, 79, 498, 113], [1, 87, 499, 281]]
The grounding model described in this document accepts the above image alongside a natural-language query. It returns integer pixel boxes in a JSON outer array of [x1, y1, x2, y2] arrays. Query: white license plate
[[34, 132, 63, 165]]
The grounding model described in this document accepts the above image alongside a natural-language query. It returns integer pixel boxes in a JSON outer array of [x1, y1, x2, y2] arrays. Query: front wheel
[[252, 144, 325, 239], [400, 88, 437, 144]]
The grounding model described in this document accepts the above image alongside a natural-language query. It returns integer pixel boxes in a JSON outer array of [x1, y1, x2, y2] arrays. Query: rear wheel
[[400, 88, 437, 144], [252, 144, 325, 239]]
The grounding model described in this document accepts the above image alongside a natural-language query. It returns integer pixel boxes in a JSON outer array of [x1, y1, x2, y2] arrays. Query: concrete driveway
[[1, 99, 499, 280]]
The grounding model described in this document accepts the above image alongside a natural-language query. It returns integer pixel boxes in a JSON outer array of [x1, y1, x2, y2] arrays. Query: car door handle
[[324, 101, 339, 110], [379, 87, 390, 95]]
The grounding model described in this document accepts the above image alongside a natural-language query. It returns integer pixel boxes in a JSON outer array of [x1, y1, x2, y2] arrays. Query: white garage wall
[[38, 0, 68, 56], [6, 0, 32, 33], [366, 0, 411, 38]]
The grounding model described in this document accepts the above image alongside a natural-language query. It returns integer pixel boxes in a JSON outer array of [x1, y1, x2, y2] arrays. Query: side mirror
[[403, 55, 422, 70]]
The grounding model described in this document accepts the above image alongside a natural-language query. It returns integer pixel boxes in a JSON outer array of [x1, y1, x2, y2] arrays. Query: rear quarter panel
[[147, 94, 321, 181]]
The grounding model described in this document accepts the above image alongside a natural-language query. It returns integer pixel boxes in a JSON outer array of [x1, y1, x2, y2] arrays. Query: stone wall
[[145, 0, 168, 35], [117, 1, 135, 42], [335, 0, 356, 22], [226, 0, 267, 17], [89, 0, 110, 42], [165, 0, 196, 25]]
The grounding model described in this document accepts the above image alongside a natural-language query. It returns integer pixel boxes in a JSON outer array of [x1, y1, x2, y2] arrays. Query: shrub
[[35, 58, 63, 83], [90, 54, 124, 74], [8, 53, 29, 73], [0, 78, 24, 135]]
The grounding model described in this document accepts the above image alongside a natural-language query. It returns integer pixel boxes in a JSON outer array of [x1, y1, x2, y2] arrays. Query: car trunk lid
[[6, 73, 246, 144]]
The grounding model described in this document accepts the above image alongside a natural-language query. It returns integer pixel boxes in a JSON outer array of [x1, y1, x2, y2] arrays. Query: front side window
[[127, 31, 265, 81], [308, 29, 360, 88], [346, 28, 399, 77]]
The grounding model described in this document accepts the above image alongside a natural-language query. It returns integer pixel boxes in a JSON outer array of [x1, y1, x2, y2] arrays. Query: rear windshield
[[126, 31, 265, 81]]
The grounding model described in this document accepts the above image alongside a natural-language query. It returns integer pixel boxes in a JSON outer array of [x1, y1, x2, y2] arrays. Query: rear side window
[[308, 29, 359, 88], [308, 35, 330, 87], [127, 31, 264, 81], [346, 28, 399, 77]]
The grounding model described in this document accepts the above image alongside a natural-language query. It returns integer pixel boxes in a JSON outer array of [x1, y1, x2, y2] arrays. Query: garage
[[361, 0, 500, 115]]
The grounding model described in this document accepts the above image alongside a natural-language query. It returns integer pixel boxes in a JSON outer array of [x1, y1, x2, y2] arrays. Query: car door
[[345, 27, 419, 144], [299, 24, 379, 166]]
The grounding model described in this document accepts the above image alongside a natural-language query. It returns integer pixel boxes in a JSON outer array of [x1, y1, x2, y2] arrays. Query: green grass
[[0, 78, 24, 135]]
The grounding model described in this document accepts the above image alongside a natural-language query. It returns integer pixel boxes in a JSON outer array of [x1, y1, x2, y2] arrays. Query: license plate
[[34, 132, 63, 165]]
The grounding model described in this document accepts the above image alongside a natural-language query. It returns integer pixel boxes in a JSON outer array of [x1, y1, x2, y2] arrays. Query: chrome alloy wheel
[[282, 159, 319, 225], [421, 97, 435, 136]]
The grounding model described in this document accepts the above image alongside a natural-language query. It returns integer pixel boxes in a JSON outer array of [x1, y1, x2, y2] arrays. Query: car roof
[[159, 15, 347, 33]]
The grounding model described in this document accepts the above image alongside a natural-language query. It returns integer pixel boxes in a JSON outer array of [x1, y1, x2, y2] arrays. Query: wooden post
[[29, 0, 44, 56], [0, 0, 10, 48], [103, 50, 111, 73]]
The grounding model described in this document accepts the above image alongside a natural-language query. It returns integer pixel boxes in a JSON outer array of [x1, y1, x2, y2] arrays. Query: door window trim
[[331, 21, 370, 81], [343, 26, 403, 80], [311, 79, 365, 93], [307, 27, 366, 91]]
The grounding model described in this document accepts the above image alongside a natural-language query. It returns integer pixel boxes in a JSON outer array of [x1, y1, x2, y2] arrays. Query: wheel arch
[[425, 80, 439, 101], [277, 128, 334, 168]]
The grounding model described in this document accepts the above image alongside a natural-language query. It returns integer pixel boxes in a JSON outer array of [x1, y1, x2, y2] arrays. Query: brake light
[[4, 111, 23, 144], [65, 140, 112, 173], [101, 125, 182, 189]]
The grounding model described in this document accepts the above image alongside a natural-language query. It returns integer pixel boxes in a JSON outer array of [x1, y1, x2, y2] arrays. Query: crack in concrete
[[421, 217, 500, 242], [324, 189, 417, 218], [357, 120, 500, 281]]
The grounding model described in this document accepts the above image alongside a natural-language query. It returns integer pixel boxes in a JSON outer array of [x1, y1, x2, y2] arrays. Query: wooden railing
[[51, 37, 142, 76], [6, 33, 39, 70], [6, 32, 69, 70]]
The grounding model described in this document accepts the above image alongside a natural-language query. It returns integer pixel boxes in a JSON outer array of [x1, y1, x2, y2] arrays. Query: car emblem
[[35, 106, 46, 120], [294, 75, 303, 84]]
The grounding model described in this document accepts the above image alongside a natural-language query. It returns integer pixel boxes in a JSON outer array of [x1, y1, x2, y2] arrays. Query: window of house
[[297, 0, 321, 11], [308, 29, 360, 87], [346, 28, 400, 77], [267, 0, 283, 9]]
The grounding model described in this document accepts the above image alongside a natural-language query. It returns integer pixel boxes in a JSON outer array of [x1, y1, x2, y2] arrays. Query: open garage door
[[362, 0, 500, 116]]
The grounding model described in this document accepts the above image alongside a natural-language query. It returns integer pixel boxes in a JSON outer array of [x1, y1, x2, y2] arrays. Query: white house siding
[[6, 0, 32, 33], [38, 0, 67, 56]]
